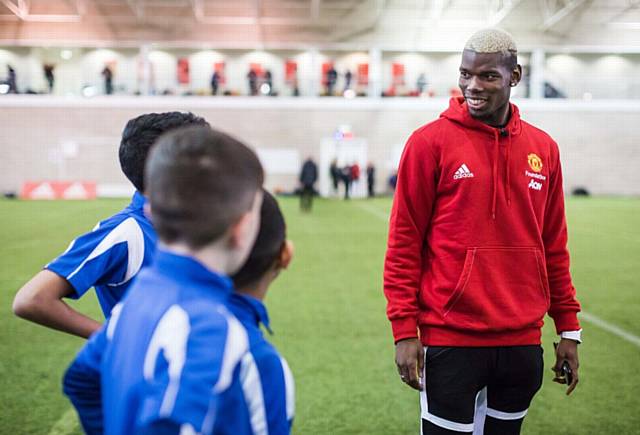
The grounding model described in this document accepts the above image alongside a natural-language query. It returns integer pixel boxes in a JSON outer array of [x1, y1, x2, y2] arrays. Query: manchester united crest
[[527, 153, 543, 173]]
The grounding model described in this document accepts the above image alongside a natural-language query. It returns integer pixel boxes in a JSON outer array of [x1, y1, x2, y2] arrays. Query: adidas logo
[[453, 164, 474, 180]]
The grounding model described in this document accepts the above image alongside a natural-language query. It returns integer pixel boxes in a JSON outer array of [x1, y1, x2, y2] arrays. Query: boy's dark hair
[[145, 126, 264, 249], [119, 112, 209, 192], [232, 190, 286, 289]]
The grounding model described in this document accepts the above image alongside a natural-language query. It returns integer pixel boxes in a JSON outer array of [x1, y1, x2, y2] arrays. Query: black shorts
[[420, 346, 543, 434]]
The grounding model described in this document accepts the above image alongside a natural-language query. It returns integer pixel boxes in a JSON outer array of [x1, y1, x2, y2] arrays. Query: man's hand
[[552, 338, 579, 395], [395, 337, 424, 391]]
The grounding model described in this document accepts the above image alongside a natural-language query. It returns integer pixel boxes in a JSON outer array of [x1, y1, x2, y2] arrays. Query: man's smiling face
[[458, 49, 521, 127]]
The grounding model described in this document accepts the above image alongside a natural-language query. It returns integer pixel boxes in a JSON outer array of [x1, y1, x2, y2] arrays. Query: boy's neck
[[236, 274, 274, 301], [161, 241, 233, 277]]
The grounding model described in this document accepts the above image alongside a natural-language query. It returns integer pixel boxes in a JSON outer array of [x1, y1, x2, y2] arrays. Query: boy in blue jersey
[[13, 112, 208, 338], [230, 190, 296, 434], [64, 126, 265, 434]]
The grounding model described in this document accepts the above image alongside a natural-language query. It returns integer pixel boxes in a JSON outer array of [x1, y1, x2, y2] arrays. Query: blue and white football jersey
[[64, 250, 271, 435], [46, 191, 156, 316], [228, 294, 295, 435]]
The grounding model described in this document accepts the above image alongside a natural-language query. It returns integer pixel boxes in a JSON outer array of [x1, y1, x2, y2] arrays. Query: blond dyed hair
[[464, 28, 517, 55]]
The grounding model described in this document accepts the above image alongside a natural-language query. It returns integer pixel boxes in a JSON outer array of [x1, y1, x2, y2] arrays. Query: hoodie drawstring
[[491, 130, 499, 220], [492, 128, 512, 219], [506, 131, 512, 205]]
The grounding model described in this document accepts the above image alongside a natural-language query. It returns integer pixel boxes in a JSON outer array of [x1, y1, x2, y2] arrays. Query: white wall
[[546, 53, 640, 99], [1, 96, 639, 196]]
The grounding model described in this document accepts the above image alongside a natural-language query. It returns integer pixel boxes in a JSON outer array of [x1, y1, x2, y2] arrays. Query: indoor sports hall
[[1, 1, 638, 434]]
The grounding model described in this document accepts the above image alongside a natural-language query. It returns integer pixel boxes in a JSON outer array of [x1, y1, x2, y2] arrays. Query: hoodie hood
[[441, 96, 522, 219], [440, 96, 522, 137]]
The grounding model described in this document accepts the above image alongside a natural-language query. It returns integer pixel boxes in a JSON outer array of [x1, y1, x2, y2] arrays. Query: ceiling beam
[[607, 0, 640, 23], [188, 0, 203, 21], [0, 0, 25, 19], [541, 0, 587, 31], [486, 0, 524, 27], [76, 0, 87, 16], [126, 0, 143, 19], [332, 0, 386, 42], [310, 0, 320, 20]]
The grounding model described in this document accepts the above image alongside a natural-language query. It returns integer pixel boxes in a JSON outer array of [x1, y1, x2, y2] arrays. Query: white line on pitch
[[48, 408, 79, 435], [580, 311, 640, 348], [355, 202, 390, 222]]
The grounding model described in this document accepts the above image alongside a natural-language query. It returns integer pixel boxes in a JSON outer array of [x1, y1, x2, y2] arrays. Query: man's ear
[[278, 240, 294, 270], [511, 64, 522, 86]]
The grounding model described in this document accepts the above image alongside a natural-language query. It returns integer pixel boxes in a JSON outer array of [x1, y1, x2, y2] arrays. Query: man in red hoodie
[[384, 28, 581, 435]]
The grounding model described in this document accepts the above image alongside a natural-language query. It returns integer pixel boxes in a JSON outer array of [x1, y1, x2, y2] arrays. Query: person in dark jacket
[[329, 159, 340, 196], [299, 157, 318, 211], [366, 163, 376, 198]]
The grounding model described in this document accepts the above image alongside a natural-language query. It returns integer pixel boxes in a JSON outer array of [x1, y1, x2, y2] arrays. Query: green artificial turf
[[1, 196, 638, 434]]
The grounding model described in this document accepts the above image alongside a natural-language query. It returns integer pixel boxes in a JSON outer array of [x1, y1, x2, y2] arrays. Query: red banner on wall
[[249, 63, 264, 77], [357, 63, 369, 85], [177, 58, 190, 84], [285, 60, 297, 83], [392, 63, 405, 86], [21, 181, 97, 200]]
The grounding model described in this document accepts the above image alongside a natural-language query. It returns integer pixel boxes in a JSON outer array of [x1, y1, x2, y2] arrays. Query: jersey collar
[[229, 293, 272, 334], [130, 191, 146, 210], [153, 249, 234, 300]]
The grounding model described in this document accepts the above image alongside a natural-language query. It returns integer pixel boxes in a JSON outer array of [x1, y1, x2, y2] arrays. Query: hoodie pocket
[[443, 247, 550, 332]]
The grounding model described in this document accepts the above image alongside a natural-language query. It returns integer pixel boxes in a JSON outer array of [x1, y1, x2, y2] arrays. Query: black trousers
[[300, 185, 314, 211], [421, 346, 543, 435]]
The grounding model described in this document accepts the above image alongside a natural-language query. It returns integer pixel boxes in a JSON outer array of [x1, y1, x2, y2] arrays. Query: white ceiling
[[1, 0, 640, 50]]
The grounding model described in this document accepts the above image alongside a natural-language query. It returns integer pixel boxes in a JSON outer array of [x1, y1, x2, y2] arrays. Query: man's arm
[[383, 130, 438, 390], [542, 142, 581, 394], [13, 270, 101, 338]]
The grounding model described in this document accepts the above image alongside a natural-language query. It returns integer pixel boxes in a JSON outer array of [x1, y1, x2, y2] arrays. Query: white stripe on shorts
[[420, 347, 475, 433], [486, 407, 528, 420]]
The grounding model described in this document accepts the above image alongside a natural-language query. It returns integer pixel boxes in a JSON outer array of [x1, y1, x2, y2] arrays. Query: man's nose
[[467, 76, 483, 92]]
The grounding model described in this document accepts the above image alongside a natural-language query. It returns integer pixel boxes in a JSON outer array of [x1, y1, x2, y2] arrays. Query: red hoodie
[[384, 97, 581, 346]]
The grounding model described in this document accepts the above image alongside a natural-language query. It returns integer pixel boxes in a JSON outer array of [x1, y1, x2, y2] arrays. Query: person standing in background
[[330, 159, 340, 196], [299, 157, 318, 212], [366, 163, 376, 198], [101, 66, 113, 95], [210, 70, 220, 95], [344, 69, 353, 93], [416, 73, 428, 95], [248, 68, 258, 96], [7, 65, 17, 93], [341, 164, 352, 200], [43, 64, 55, 94], [326, 65, 337, 96], [264, 69, 274, 95]]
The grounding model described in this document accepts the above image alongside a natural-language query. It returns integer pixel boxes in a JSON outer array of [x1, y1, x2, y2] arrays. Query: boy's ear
[[278, 240, 294, 270], [227, 212, 252, 249]]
